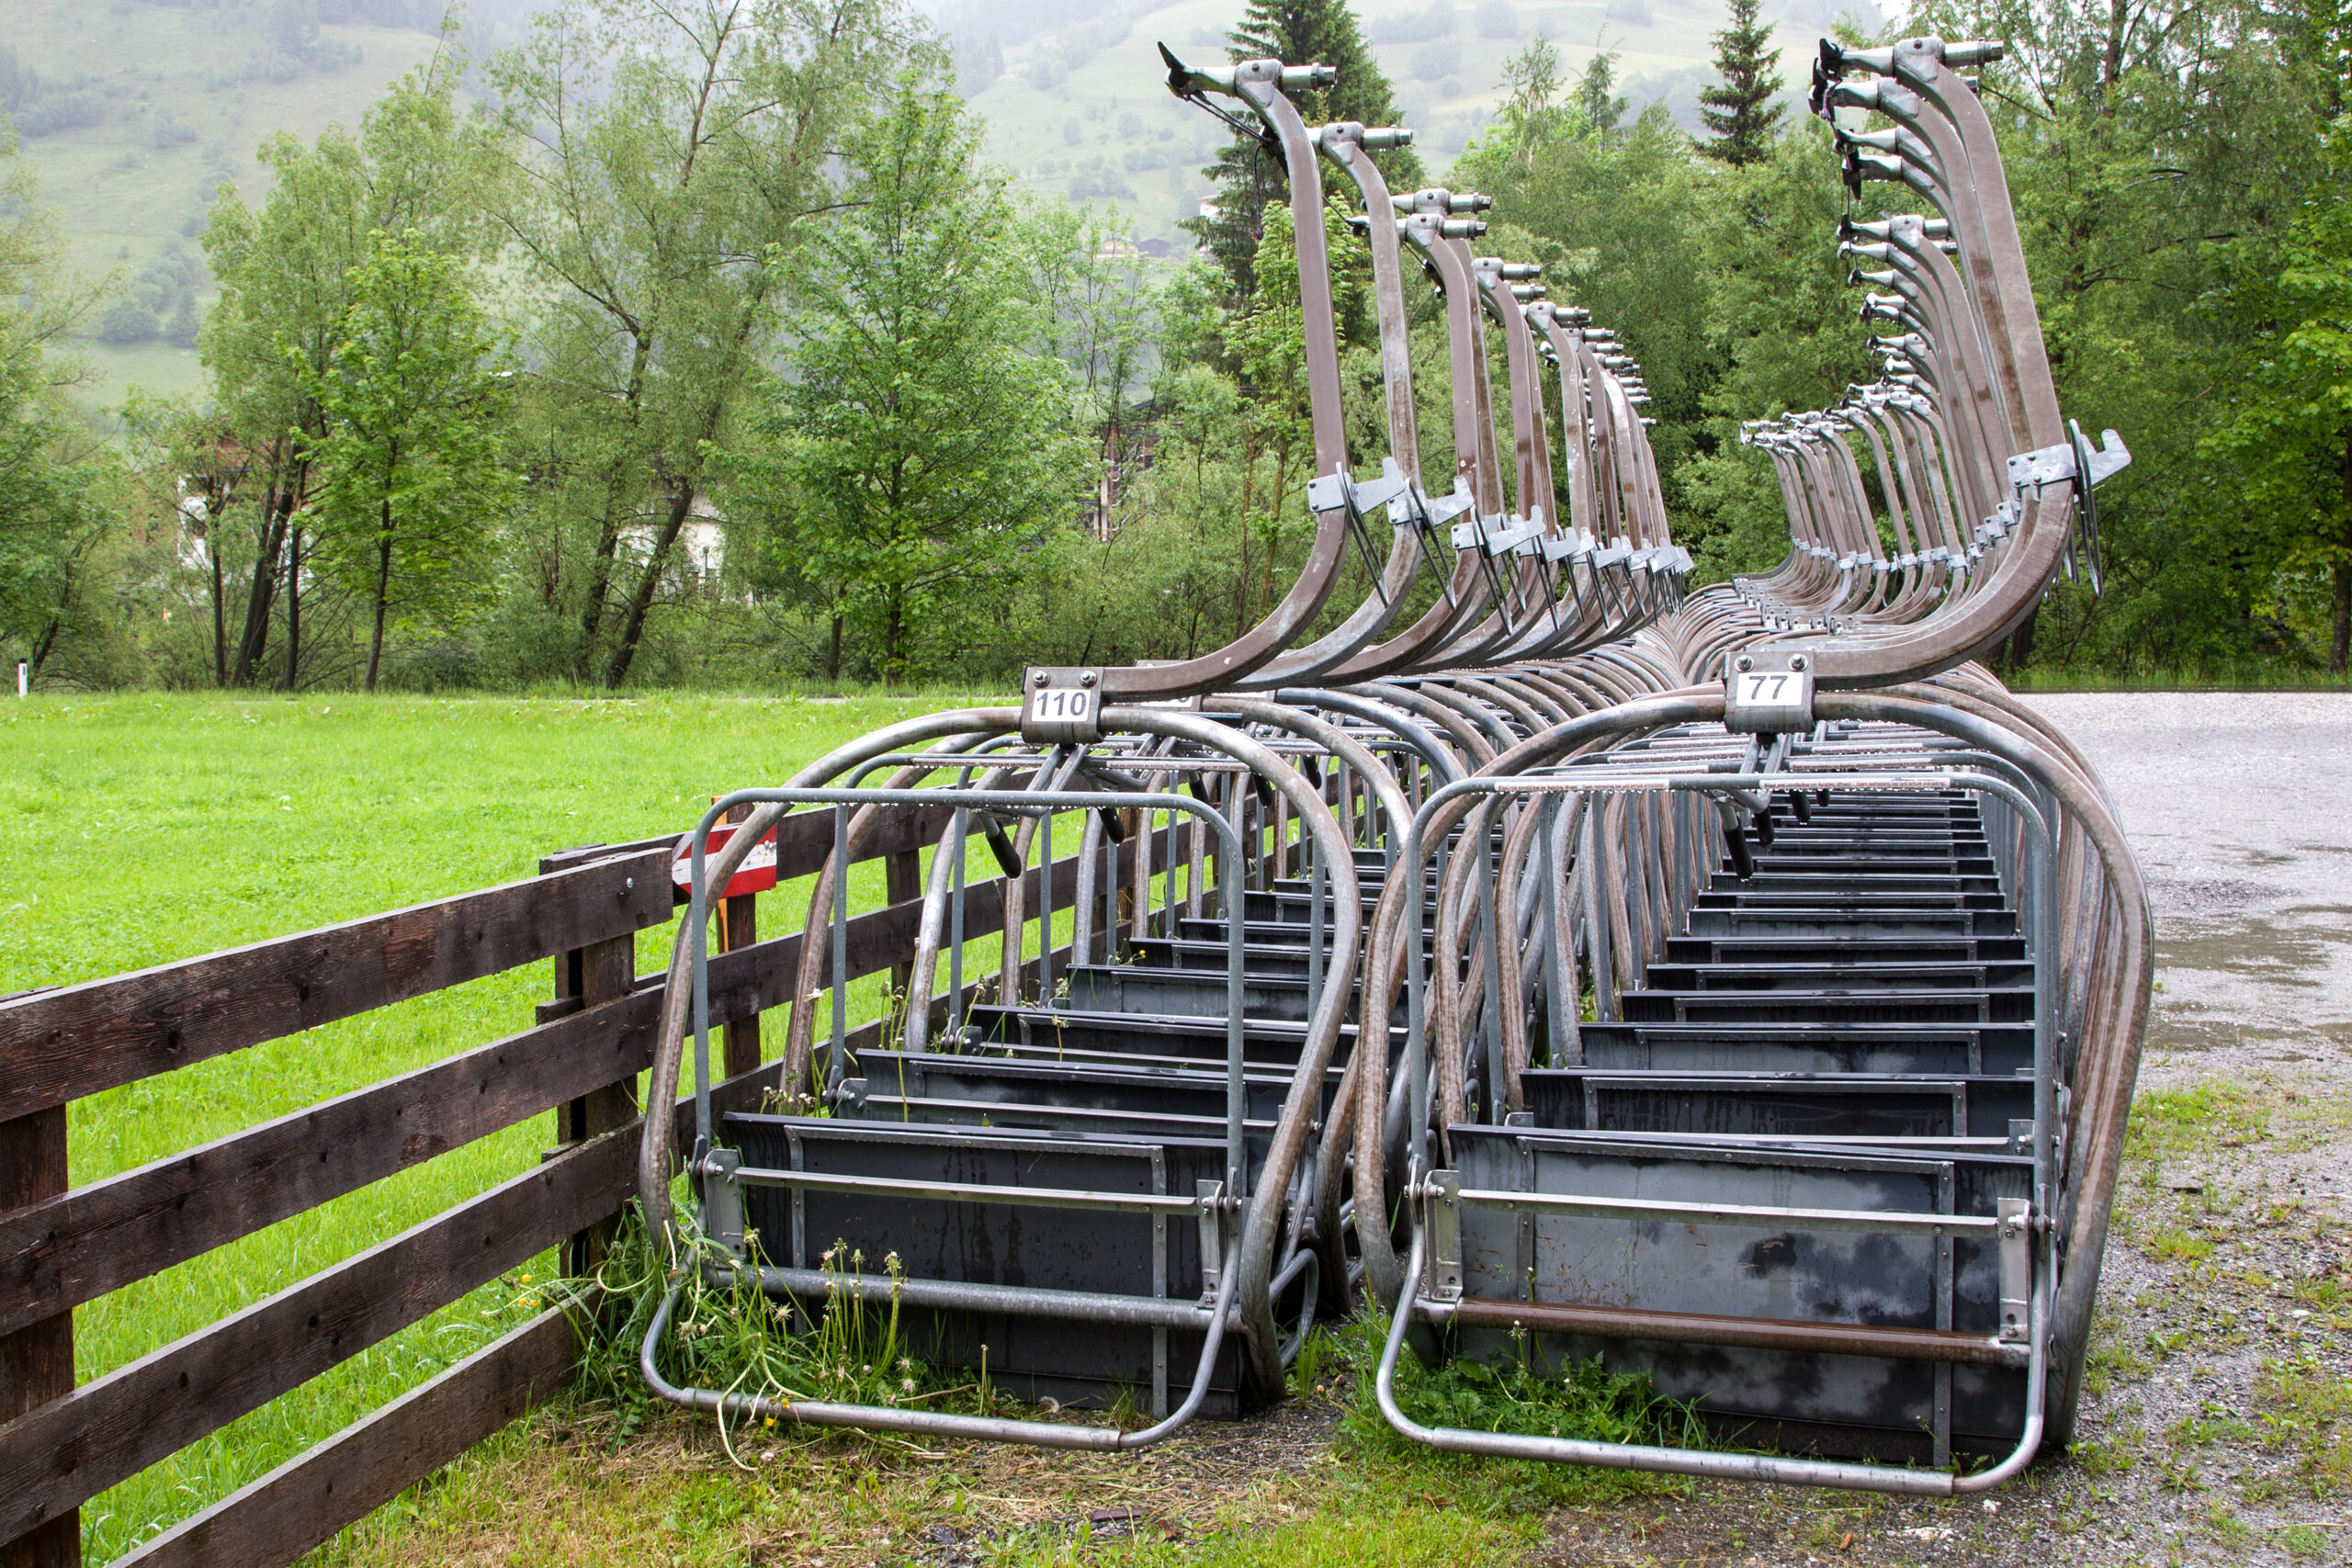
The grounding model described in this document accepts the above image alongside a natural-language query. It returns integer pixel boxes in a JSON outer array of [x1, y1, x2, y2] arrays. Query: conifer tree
[[1184, 0, 1420, 300], [1697, 0, 1782, 166], [1576, 43, 1628, 139]]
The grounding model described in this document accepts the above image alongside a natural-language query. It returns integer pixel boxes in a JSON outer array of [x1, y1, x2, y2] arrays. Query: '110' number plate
[[1022, 668, 1105, 742]]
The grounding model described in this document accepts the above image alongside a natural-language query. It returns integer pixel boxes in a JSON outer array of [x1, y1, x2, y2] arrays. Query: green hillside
[[951, 0, 1835, 243], [0, 0, 451, 406], [3, 0, 1838, 411]]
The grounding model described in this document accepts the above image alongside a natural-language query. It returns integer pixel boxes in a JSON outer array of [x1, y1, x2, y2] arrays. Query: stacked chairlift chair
[[634, 34, 2149, 1494]]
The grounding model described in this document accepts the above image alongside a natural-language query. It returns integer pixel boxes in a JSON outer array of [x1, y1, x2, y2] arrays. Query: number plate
[[1724, 654, 1816, 734], [1021, 667, 1104, 743]]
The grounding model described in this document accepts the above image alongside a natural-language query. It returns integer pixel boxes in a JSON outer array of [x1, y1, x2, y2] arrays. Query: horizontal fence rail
[[0, 800, 1158, 1567]]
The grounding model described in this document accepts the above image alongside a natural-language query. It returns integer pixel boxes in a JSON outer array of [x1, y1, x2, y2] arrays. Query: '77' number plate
[[1724, 654, 1815, 734]]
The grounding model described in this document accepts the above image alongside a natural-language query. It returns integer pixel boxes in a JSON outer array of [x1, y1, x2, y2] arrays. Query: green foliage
[[726, 78, 1091, 685], [483, 0, 922, 691], [0, 126, 116, 688], [1187, 0, 1420, 301], [2199, 99, 2352, 670], [1697, 0, 1785, 167], [1324, 1314, 1699, 1510], [1674, 121, 1874, 577], [294, 228, 517, 690], [191, 49, 499, 692]]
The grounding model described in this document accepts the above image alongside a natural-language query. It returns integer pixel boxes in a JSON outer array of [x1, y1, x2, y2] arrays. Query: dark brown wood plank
[[0, 991, 659, 1342], [0, 1106, 74, 1565], [561, 937, 638, 1278], [0, 837, 1119, 1341], [114, 1305, 578, 1568], [0, 849, 675, 1122], [0, 1128, 636, 1541], [106, 1037, 863, 1568]]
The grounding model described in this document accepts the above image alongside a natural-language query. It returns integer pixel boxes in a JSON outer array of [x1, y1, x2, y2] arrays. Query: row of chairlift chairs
[[632, 32, 2151, 1495]]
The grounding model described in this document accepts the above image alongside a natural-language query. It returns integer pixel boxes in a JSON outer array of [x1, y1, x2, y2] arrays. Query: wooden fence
[[0, 800, 1160, 1568]]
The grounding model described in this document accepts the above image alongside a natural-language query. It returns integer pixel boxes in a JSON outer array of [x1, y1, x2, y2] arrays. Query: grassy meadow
[[0, 689, 993, 1561]]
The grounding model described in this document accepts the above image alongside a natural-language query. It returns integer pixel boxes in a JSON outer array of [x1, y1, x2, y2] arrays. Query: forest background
[[2, 0, 2349, 694]]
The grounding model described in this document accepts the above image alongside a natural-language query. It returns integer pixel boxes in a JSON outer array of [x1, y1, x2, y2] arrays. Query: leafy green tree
[[1574, 40, 1629, 140], [1187, 0, 1419, 300], [486, 0, 920, 688], [727, 77, 1090, 684], [1674, 124, 1874, 574], [1457, 46, 1717, 525], [1902, 0, 2329, 675], [295, 230, 516, 691], [1697, 0, 1782, 166], [200, 47, 494, 688], [0, 126, 113, 686], [2199, 6, 2352, 670]]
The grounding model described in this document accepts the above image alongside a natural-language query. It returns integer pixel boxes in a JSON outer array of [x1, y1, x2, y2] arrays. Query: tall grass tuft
[[559, 1207, 958, 1467]]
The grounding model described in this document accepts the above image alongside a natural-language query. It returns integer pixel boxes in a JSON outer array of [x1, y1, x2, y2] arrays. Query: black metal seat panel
[[1521, 1068, 2034, 1139]]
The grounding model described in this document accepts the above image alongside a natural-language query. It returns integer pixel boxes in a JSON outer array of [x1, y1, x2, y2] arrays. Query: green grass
[[0, 689, 1006, 1561], [309, 1315, 1642, 1566], [2004, 666, 2352, 693]]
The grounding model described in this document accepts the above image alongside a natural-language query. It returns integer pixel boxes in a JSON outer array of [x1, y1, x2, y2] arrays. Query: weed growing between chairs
[[1316, 1314, 1703, 1506], [552, 1206, 990, 1467]]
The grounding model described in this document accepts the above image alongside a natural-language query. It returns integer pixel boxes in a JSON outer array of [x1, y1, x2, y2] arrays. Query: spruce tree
[[1183, 0, 1421, 299], [1697, 0, 1783, 166], [1576, 44, 1628, 139]]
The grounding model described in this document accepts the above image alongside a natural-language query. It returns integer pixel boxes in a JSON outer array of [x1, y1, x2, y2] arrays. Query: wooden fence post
[[886, 845, 922, 1003], [715, 802, 762, 1081], [1, 1105, 77, 1568], [554, 933, 637, 1277]]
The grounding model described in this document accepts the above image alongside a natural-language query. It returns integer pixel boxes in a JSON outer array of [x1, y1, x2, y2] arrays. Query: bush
[[1475, 0, 1519, 36], [1372, 4, 1456, 43], [1408, 39, 1462, 81], [96, 299, 159, 344], [16, 86, 108, 137]]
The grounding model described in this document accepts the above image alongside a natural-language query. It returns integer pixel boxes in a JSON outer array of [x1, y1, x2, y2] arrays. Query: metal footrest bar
[[720, 1263, 1230, 1332], [1375, 1232, 2047, 1495], [640, 1235, 1242, 1453], [1427, 1296, 2029, 1368]]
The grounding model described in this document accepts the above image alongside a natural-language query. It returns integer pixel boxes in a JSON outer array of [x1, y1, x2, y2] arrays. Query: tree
[[199, 43, 493, 688], [486, 0, 920, 689], [2200, 5, 2352, 671], [1575, 39, 1629, 141], [1697, 0, 1782, 167], [0, 124, 113, 686], [1186, 0, 1420, 300], [296, 230, 516, 691], [727, 77, 1090, 684]]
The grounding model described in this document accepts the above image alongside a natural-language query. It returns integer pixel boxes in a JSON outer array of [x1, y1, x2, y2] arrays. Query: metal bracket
[[1724, 650, 1817, 735], [1022, 667, 1104, 743], [700, 1143, 746, 1256], [1196, 1179, 1227, 1302], [2007, 423, 2130, 508], [1423, 1168, 1464, 1302], [1996, 1197, 2031, 1342]]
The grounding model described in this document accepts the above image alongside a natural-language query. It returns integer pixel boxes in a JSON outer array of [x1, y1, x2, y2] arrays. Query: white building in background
[[175, 491, 211, 572], [618, 494, 732, 595]]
